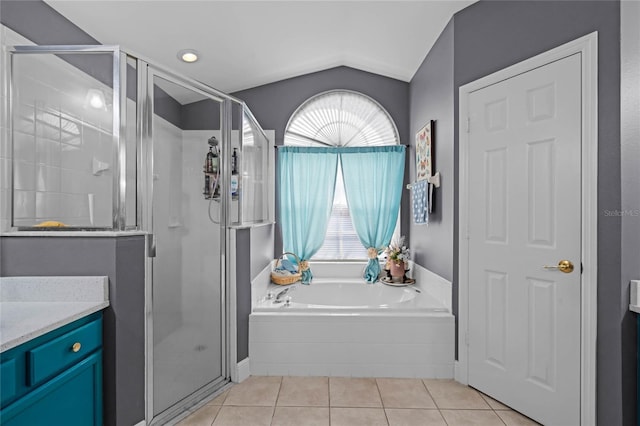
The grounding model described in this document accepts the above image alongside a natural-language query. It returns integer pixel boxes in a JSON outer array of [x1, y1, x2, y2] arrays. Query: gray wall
[[235, 224, 274, 362], [250, 224, 275, 280], [232, 66, 410, 147], [451, 1, 625, 424], [409, 20, 454, 282], [621, 3, 640, 425], [0, 0, 97, 45], [232, 66, 411, 253], [181, 98, 222, 130], [0, 236, 146, 426], [235, 229, 251, 362]]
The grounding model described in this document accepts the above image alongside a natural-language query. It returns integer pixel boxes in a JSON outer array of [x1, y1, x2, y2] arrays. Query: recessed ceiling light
[[178, 49, 199, 63]]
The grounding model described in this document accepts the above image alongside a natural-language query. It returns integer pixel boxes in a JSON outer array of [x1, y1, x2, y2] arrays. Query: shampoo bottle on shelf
[[211, 148, 219, 175], [205, 147, 214, 173], [230, 148, 239, 197]]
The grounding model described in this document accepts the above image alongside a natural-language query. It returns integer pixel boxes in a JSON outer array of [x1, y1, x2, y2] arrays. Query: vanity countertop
[[0, 276, 109, 352]]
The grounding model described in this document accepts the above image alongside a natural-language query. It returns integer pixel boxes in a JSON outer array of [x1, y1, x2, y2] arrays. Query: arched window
[[284, 90, 400, 259]]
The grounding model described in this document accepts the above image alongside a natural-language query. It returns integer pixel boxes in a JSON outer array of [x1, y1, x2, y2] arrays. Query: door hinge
[[466, 117, 470, 133], [464, 331, 470, 346]]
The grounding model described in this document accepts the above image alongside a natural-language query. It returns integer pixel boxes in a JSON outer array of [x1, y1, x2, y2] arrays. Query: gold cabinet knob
[[543, 260, 574, 274], [71, 342, 82, 353]]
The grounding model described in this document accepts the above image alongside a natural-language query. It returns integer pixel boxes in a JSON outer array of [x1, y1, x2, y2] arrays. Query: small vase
[[389, 261, 405, 282]]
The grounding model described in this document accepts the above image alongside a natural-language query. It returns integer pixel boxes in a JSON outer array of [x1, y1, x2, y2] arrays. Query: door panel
[[484, 148, 508, 243], [468, 54, 581, 425], [527, 139, 556, 247], [527, 277, 556, 391], [485, 270, 507, 370]]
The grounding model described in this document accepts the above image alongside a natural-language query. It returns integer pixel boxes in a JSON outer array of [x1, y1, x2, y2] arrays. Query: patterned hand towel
[[412, 180, 429, 225]]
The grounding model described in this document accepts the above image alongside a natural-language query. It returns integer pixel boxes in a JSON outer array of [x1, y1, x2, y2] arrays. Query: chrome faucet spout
[[275, 287, 290, 300]]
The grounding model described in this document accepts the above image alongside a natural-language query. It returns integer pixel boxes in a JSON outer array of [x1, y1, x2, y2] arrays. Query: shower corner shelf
[[203, 195, 239, 202]]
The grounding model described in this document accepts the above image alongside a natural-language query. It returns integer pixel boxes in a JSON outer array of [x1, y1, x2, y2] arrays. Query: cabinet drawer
[[2, 350, 103, 426], [1, 359, 17, 406], [28, 318, 102, 386]]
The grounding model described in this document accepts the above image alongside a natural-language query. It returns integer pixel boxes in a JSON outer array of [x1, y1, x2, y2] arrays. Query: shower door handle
[[147, 233, 157, 258]]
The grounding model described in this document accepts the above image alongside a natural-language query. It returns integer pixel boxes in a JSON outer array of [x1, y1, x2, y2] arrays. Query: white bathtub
[[249, 262, 455, 378], [253, 279, 449, 314]]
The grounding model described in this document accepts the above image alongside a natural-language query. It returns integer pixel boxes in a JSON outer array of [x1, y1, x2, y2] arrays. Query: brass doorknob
[[543, 260, 574, 273], [71, 342, 82, 353]]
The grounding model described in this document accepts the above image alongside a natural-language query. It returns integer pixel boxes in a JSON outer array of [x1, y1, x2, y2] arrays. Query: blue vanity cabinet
[[0, 312, 103, 426]]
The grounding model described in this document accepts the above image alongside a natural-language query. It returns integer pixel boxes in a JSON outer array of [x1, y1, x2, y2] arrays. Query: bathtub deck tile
[[328, 364, 352, 378], [265, 363, 290, 376], [349, 363, 376, 378], [295, 342, 349, 364], [249, 294, 455, 379], [285, 362, 333, 377]]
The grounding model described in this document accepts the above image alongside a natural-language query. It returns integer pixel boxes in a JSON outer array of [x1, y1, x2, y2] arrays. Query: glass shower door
[[146, 70, 228, 422]]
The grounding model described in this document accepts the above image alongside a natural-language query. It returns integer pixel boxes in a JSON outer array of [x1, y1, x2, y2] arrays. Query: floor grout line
[[374, 378, 390, 426], [182, 376, 538, 426], [256, 376, 278, 426]]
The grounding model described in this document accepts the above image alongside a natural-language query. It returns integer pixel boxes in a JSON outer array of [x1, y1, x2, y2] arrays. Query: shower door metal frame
[[7, 45, 131, 230], [139, 60, 235, 426]]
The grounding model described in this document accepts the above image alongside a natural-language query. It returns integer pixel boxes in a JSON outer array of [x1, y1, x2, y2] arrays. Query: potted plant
[[384, 236, 410, 282]]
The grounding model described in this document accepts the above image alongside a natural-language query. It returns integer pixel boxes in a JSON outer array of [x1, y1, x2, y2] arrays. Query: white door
[[467, 53, 581, 425]]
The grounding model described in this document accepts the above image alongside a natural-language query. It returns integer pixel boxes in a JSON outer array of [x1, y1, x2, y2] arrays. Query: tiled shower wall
[[0, 26, 30, 231], [1, 25, 131, 231]]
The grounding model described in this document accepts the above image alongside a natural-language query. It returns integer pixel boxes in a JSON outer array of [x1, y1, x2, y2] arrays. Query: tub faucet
[[275, 287, 291, 300]]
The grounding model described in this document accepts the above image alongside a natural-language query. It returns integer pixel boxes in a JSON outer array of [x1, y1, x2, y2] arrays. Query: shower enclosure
[[5, 45, 272, 425]]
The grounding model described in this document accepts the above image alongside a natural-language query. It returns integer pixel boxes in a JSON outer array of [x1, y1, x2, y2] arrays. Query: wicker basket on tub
[[271, 252, 302, 285]]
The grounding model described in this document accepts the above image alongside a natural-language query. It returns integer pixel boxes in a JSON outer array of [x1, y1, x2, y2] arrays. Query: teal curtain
[[278, 147, 339, 284], [340, 146, 406, 282]]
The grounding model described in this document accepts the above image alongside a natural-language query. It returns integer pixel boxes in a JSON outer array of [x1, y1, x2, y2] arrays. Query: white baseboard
[[234, 357, 250, 383], [454, 360, 467, 385]]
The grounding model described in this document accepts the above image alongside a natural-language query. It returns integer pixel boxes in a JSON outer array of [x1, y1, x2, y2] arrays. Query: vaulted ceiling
[[46, 1, 474, 94]]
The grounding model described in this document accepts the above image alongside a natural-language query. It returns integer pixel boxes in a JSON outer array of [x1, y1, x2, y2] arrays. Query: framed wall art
[[415, 120, 434, 181]]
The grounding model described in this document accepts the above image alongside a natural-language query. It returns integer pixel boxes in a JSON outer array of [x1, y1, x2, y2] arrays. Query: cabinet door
[[0, 351, 102, 426]]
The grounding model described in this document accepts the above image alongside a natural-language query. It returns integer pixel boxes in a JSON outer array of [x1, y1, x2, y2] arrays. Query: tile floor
[[176, 376, 541, 426]]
